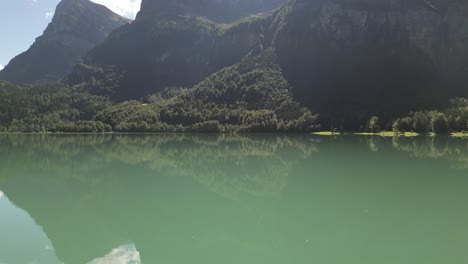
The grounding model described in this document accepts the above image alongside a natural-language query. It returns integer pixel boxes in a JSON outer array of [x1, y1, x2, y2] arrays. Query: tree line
[[360, 98, 468, 134]]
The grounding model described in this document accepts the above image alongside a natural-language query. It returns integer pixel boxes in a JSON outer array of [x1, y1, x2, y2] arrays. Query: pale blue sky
[[0, 0, 141, 70]]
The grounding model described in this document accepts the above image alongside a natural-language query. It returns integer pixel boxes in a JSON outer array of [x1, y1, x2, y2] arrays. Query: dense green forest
[[1, 72, 466, 134], [391, 98, 468, 134], [0, 52, 320, 133], [1, 48, 467, 134]]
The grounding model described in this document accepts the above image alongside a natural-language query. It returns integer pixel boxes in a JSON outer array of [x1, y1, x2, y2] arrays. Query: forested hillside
[[0, 0, 467, 133], [67, 10, 279, 100], [0, 51, 319, 133]]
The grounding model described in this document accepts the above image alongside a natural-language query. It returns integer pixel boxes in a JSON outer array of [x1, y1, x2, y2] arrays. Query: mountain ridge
[[137, 0, 285, 23], [66, 1, 283, 99], [0, 0, 130, 85]]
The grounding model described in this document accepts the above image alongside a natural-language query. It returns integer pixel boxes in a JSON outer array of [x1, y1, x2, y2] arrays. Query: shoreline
[[312, 131, 468, 138], [0, 131, 467, 138]]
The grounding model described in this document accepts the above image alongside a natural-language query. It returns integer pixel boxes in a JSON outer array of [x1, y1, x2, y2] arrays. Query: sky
[[0, 0, 141, 70]]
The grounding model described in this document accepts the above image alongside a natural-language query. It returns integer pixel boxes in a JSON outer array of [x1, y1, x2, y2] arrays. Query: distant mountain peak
[[0, 0, 129, 85], [55, 0, 130, 19]]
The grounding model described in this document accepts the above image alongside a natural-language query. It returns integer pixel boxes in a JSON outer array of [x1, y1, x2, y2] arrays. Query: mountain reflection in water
[[0, 134, 467, 264]]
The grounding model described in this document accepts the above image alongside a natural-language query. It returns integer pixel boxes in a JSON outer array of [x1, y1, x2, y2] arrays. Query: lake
[[0, 134, 467, 264]]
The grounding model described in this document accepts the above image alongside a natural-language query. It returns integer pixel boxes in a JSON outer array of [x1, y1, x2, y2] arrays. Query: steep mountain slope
[[66, 0, 284, 100], [138, 0, 285, 23], [0, 0, 129, 85], [69, 0, 468, 119], [273, 0, 468, 127]]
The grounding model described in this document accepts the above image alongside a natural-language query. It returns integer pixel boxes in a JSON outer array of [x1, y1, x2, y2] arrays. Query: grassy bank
[[355, 132, 420, 137], [312, 131, 468, 138], [452, 132, 468, 138], [312, 131, 341, 136]]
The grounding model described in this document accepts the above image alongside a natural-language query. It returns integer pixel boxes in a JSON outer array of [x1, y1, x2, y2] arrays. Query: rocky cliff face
[[67, 0, 468, 123], [0, 0, 129, 85], [68, 0, 281, 99], [272, 0, 468, 125], [138, 0, 285, 23]]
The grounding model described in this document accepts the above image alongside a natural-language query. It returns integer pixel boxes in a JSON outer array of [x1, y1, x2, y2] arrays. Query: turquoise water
[[0, 134, 467, 264]]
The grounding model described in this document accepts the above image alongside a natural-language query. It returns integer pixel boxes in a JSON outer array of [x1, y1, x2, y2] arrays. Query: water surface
[[0, 134, 467, 264]]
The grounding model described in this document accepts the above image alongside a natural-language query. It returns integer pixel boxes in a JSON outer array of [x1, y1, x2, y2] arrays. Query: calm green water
[[0, 134, 467, 264]]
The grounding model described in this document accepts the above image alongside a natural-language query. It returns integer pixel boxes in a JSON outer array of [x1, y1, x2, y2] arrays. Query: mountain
[[1, 0, 467, 133], [69, 0, 468, 115], [273, 0, 468, 127], [66, 0, 285, 100], [138, 0, 285, 23], [0, 0, 129, 85]]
